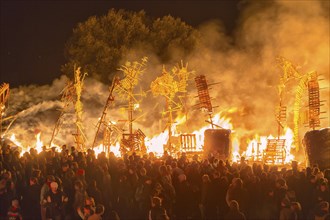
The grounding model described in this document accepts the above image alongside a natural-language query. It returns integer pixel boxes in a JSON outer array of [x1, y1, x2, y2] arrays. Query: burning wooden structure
[[194, 75, 232, 159], [115, 57, 148, 154], [92, 76, 119, 151], [307, 76, 321, 129], [150, 62, 193, 154], [2, 56, 327, 168], [0, 83, 10, 138], [49, 66, 87, 150], [258, 57, 294, 165], [263, 139, 286, 165], [303, 72, 328, 168], [121, 129, 146, 153], [180, 134, 197, 152], [195, 75, 214, 126]]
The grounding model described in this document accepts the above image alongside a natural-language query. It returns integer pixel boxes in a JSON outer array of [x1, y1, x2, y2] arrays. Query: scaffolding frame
[[92, 76, 119, 149], [308, 79, 321, 129], [263, 139, 286, 165], [180, 134, 197, 152]]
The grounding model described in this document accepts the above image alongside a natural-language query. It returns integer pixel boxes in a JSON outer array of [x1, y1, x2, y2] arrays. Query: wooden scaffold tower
[[92, 76, 121, 153], [194, 75, 221, 128], [262, 57, 326, 165], [49, 66, 87, 150], [261, 57, 300, 165], [307, 74, 323, 130], [151, 62, 193, 154], [115, 57, 148, 154]]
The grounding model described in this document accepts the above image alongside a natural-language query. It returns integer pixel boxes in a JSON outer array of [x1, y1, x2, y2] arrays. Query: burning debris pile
[[1, 1, 329, 167]]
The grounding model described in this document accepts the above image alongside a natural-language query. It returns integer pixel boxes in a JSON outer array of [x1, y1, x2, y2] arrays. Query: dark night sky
[[1, 0, 240, 87]]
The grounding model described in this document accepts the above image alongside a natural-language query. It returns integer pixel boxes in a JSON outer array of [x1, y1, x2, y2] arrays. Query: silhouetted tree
[[62, 9, 199, 83]]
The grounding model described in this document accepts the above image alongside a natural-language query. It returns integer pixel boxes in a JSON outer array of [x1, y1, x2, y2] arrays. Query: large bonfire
[[1, 1, 329, 167], [1, 56, 324, 168]]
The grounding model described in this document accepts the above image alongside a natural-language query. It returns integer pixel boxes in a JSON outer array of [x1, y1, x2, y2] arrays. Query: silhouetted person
[[279, 198, 292, 220], [310, 201, 330, 220], [290, 202, 303, 220], [87, 204, 104, 220], [22, 177, 41, 219], [226, 178, 247, 213], [149, 196, 168, 220], [224, 200, 246, 220]]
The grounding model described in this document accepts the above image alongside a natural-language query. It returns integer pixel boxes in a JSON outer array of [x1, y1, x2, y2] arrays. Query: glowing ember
[[133, 103, 140, 110]]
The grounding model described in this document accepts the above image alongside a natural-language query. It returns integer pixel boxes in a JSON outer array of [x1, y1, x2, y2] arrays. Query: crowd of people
[[0, 144, 329, 220]]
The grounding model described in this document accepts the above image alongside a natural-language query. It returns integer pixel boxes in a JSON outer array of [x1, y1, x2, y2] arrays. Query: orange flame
[[35, 132, 43, 153], [94, 142, 121, 157], [145, 113, 234, 155], [10, 133, 23, 148], [145, 131, 169, 156], [9, 112, 297, 166], [231, 137, 240, 163], [235, 127, 295, 165]]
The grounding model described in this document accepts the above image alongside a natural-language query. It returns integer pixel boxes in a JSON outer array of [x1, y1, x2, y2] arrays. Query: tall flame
[[238, 127, 295, 164], [35, 132, 43, 153], [145, 131, 169, 156], [145, 113, 234, 155], [9, 111, 297, 166], [231, 137, 240, 162], [10, 134, 23, 148], [94, 142, 121, 157]]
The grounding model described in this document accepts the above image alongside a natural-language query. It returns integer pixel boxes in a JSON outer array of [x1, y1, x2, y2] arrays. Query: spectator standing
[[21, 177, 41, 219], [45, 181, 68, 220], [40, 175, 55, 220], [279, 198, 292, 220], [148, 196, 168, 220], [7, 199, 23, 220], [224, 200, 246, 220]]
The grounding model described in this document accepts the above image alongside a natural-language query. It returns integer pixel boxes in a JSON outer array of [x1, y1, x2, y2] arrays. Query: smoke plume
[[3, 0, 329, 151]]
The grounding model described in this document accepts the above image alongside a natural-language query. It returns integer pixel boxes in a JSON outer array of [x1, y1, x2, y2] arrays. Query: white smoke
[[186, 0, 329, 145]]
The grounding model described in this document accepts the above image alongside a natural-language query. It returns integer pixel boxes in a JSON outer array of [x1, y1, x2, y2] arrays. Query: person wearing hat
[[45, 181, 68, 220]]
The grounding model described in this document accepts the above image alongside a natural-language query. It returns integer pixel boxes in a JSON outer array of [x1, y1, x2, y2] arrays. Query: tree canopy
[[62, 9, 200, 83]]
